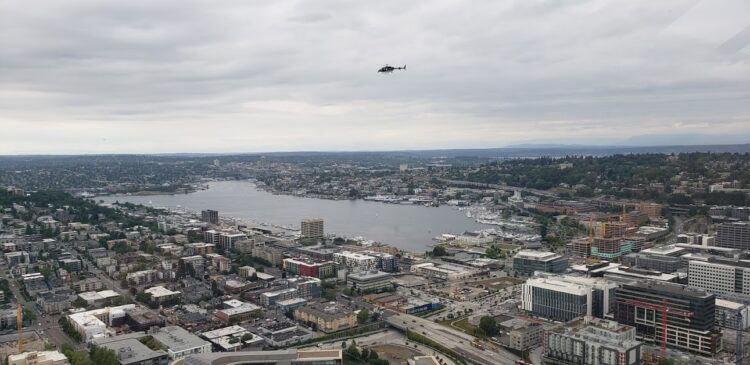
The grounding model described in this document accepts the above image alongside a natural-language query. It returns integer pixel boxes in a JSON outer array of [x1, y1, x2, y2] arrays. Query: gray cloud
[[0, 0, 749, 154]]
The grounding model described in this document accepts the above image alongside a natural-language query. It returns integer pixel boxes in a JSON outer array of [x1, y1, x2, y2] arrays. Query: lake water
[[98, 180, 490, 252]]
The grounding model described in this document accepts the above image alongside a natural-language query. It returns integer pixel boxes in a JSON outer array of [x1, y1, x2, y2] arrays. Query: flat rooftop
[[152, 326, 210, 351], [514, 250, 562, 261]]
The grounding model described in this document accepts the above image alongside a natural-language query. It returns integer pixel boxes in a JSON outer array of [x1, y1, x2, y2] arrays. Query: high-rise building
[[613, 281, 721, 355], [543, 318, 642, 365], [201, 210, 219, 225], [521, 274, 617, 322], [688, 257, 750, 295], [715, 222, 750, 250], [512, 250, 568, 276], [301, 218, 324, 239]]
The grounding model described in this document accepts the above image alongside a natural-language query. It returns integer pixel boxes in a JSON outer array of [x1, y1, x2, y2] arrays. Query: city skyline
[[1, 0, 749, 154]]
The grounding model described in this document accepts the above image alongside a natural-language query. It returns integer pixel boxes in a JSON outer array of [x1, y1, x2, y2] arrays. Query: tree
[[479, 316, 498, 337], [90, 347, 120, 365], [357, 308, 370, 324], [432, 246, 447, 257], [73, 297, 89, 308]]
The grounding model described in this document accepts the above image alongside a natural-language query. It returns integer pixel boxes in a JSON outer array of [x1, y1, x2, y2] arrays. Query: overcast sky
[[1, 0, 749, 154]]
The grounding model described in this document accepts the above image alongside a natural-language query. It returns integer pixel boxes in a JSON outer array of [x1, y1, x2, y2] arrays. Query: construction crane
[[625, 298, 693, 359], [735, 301, 750, 365], [17, 303, 23, 353]]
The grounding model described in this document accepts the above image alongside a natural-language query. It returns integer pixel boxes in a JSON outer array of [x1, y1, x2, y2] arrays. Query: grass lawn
[[437, 317, 488, 339]]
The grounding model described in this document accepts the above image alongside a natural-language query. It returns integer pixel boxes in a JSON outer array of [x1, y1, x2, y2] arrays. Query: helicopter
[[378, 64, 406, 73]]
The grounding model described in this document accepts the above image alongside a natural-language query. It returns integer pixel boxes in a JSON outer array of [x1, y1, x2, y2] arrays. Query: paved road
[[384, 310, 519, 365], [437, 178, 558, 198], [0, 263, 81, 351], [301, 330, 458, 365]]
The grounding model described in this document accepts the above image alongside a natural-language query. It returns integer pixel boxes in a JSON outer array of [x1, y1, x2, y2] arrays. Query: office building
[[294, 303, 357, 333], [543, 318, 642, 365], [688, 257, 750, 295], [522, 274, 617, 322], [183, 350, 342, 365], [512, 250, 568, 276], [301, 218, 324, 239], [621, 253, 683, 274], [709, 206, 750, 221], [346, 270, 393, 292], [613, 281, 720, 355], [8, 352, 69, 365], [716, 222, 750, 250], [201, 210, 219, 225]]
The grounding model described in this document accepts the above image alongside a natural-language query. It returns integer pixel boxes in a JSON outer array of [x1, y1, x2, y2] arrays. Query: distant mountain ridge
[[1, 143, 749, 160]]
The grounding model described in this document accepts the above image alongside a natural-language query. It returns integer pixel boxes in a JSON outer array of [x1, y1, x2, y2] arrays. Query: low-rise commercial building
[[94, 335, 169, 365], [67, 304, 136, 342], [8, 351, 69, 365], [214, 303, 261, 323], [151, 326, 212, 360], [144, 286, 181, 303]]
